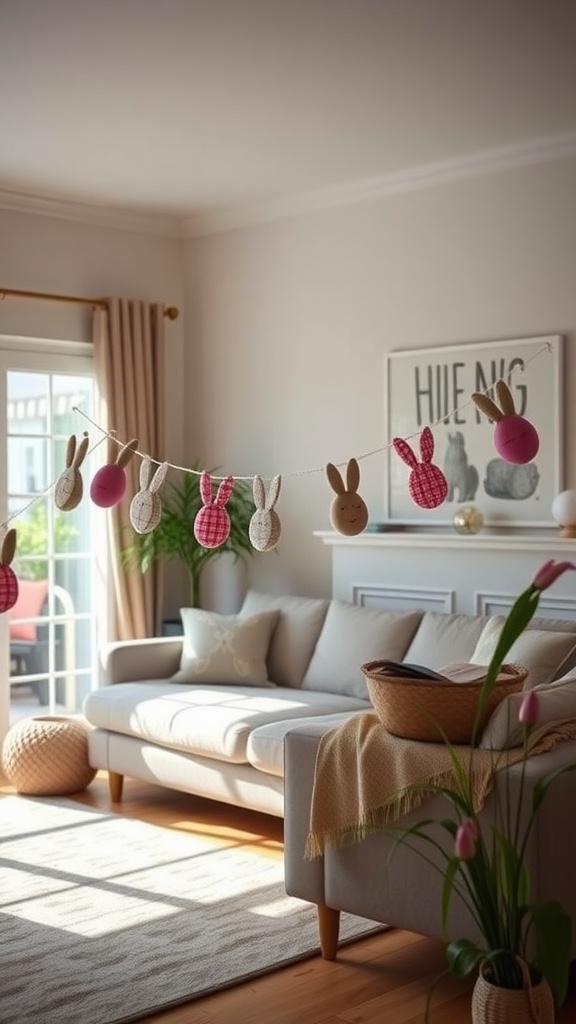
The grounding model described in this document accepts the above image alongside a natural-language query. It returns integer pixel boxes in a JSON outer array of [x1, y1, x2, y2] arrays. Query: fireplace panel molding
[[315, 531, 576, 620], [351, 583, 454, 615]]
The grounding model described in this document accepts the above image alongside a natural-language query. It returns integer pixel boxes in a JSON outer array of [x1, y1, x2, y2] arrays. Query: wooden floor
[[2, 771, 576, 1023]]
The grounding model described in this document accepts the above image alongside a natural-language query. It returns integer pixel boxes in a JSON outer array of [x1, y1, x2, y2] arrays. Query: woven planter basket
[[471, 960, 555, 1024], [361, 661, 528, 743]]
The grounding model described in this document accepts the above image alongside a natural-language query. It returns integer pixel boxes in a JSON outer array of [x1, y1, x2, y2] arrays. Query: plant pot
[[471, 960, 555, 1024]]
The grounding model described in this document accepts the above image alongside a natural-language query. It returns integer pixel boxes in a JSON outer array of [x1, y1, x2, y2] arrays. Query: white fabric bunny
[[129, 457, 169, 534], [249, 474, 282, 551], [55, 432, 90, 511]]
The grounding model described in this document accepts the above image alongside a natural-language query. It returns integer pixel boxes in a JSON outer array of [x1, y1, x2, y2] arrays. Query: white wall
[[0, 207, 185, 466], [184, 155, 576, 598]]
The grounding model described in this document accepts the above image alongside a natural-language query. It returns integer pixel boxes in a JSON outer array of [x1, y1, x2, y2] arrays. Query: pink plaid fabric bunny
[[393, 427, 448, 509], [193, 471, 234, 548]]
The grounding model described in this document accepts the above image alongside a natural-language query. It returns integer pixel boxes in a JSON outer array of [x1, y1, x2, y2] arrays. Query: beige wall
[[184, 156, 576, 598]]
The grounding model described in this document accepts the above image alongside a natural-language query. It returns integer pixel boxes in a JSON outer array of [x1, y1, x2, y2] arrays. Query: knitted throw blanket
[[306, 711, 576, 859]]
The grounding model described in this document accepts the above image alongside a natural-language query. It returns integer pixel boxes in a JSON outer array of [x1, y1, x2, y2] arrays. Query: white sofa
[[83, 589, 576, 817]]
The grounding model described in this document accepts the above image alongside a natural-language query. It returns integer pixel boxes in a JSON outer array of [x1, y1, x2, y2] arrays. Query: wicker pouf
[[2, 716, 96, 795]]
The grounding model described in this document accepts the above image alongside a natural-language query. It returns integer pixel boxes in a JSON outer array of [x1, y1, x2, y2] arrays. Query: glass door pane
[[2, 353, 99, 730]]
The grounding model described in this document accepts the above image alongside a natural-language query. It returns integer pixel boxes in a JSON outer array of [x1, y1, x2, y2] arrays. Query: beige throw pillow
[[302, 600, 423, 699], [239, 590, 330, 687], [172, 609, 279, 685], [470, 618, 576, 690]]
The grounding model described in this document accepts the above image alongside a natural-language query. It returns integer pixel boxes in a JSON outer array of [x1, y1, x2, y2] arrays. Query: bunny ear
[[199, 471, 213, 505], [495, 379, 516, 416], [150, 461, 168, 493], [74, 433, 90, 469], [419, 427, 435, 464], [1, 527, 17, 565], [215, 475, 234, 506], [392, 437, 418, 468], [139, 456, 152, 489], [346, 459, 360, 493], [326, 463, 345, 495], [65, 435, 77, 468], [472, 392, 503, 423], [117, 438, 139, 468], [252, 475, 265, 509], [266, 474, 281, 510]]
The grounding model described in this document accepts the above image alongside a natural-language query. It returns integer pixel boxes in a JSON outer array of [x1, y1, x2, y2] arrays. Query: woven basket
[[471, 960, 554, 1024], [362, 662, 528, 744], [2, 715, 96, 795]]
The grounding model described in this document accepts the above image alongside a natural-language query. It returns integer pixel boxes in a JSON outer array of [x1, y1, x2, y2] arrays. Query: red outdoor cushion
[[9, 579, 48, 642]]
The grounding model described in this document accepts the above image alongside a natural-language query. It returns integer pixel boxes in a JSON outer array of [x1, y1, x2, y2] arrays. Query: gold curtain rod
[[0, 287, 179, 320]]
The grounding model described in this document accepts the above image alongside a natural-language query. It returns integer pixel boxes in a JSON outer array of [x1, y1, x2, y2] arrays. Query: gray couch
[[284, 719, 576, 961], [84, 589, 576, 822]]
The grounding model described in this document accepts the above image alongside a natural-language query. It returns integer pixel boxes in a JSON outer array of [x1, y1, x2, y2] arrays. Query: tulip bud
[[532, 560, 576, 592], [519, 689, 540, 728], [455, 819, 478, 861]]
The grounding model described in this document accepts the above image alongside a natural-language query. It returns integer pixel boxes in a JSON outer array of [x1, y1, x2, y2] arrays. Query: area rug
[[0, 795, 384, 1023]]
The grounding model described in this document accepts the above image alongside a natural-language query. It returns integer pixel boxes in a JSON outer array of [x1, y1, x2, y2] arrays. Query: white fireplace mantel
[[314, 530, 576, 620]]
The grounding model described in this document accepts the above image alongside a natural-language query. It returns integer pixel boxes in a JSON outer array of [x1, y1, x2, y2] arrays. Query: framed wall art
[[384, 335, 564, 528]]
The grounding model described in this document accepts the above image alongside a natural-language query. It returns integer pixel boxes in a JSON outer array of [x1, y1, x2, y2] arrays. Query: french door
[[0, 337, 103, 737]]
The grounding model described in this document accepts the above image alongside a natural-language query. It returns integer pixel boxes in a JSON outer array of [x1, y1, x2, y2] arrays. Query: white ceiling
[[1, 0, 576, 233]]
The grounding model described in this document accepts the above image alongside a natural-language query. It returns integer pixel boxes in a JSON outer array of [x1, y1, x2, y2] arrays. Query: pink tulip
[[532, 560, 576, 592], [455, 819, 478, 861], [519, 690, 540, 727]]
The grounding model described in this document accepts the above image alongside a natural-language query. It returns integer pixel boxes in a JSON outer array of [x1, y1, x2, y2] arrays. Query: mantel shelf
[[314, 530, 575, 554]]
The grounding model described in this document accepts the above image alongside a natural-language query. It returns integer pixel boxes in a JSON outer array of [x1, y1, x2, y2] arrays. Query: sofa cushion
[[84, 682, 367, 763], [481, 670, 576, 750], [239, 590, 329, 687], [172, 609, 279, 685], [301, 601, 423, 699], [403, 612, 490, 669], [470, 618, 576, 689]]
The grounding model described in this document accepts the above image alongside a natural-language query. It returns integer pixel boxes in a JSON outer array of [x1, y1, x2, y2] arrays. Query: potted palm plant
[[121, 466, 256, 620]]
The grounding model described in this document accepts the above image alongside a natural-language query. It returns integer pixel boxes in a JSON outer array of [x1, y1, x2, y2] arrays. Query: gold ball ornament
[[453, 505, 484, 535]]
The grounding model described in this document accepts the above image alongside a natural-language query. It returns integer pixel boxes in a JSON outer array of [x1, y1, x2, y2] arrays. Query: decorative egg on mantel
[[453, 505, 484, 535]]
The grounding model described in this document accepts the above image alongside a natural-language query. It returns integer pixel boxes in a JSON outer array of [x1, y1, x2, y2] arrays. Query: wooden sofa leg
[[317, 903, 341, 960], [108, 771, 124, 802]]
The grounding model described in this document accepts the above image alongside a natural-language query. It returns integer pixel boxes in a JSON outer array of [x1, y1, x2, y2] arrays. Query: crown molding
[[1, 130, 575, 240], [184, 130, 576, 238], [0, 187, 184, 238]]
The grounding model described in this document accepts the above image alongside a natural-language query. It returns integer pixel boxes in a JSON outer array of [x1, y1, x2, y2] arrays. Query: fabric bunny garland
[[55, 432, 90, 512], [193, 471, 234, 549], [249, 474, 282, 551], [471, 379, 539, 465], [326, 458, 369, 536], [0, 528, 19, 613], [130, 457, 169, 534], [393, 427, 448, 509], [90, 438, 139, 508]]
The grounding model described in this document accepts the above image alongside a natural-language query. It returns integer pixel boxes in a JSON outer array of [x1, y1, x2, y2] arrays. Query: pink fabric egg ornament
[[472, 379, 539, 465], [494, 415, 539, 465], [90, 438, 139, 508], [90, 464, 129, 507]]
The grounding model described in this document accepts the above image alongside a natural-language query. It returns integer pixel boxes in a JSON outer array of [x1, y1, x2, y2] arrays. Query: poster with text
[[384, 336, 563, 527]]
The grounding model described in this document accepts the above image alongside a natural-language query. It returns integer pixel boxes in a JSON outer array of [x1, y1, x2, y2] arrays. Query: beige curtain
[[92, 299, 166, 640]]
